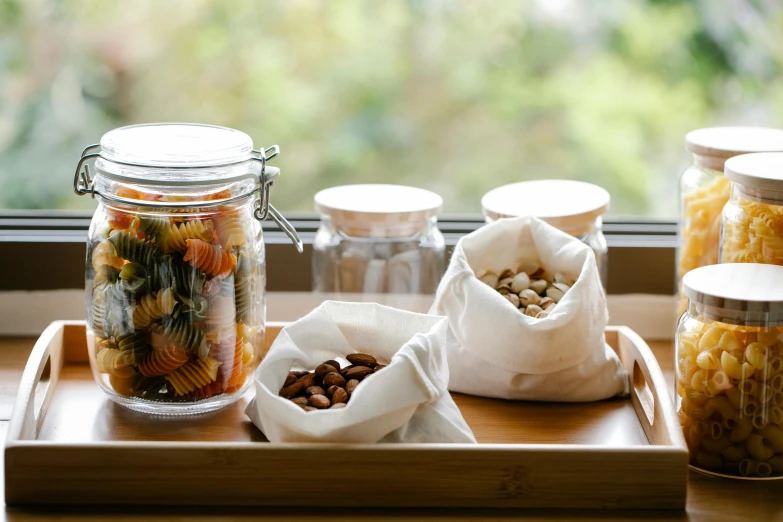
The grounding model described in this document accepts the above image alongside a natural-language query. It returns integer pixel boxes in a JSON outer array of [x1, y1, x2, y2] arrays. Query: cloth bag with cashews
[[429, 216, 628, 401], [246, 301, 476, 443]]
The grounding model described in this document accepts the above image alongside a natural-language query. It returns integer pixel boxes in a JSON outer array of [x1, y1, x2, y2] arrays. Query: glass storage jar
[[481, 180, 610, 287], [677, 127, 783, 317], [312, 184, 445, 294], [677, 263, 783, 479], [721, 152, 783, 266], [72, 123, 302, 415]]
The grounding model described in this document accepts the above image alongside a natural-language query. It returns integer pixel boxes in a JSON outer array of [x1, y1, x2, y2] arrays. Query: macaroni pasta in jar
[[72, 123, 302, 415], [312, 184, 446, 294], [721, 152, 783, 266], [678, 263, 783, 479], [481, 180, 610, 287], [678, 127, 783, 317]]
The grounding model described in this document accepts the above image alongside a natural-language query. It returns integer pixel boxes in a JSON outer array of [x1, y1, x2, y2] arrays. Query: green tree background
[[1, 0, 782, 216]]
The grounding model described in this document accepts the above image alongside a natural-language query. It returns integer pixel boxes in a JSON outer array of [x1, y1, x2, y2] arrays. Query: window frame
[[0, 210, 676, 294]]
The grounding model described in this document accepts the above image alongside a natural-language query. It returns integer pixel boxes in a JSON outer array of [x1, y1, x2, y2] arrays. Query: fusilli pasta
[[184, 239, 236, 277], [138, 341, 189, 377], [108, 230, 161, 266], [215, 211, 246, 249], [165, 358, 221, 396], [166, 219, 214, 252], [132, 288, 177, 329]]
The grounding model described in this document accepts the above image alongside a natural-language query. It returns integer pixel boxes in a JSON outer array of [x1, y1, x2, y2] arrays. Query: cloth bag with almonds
[[245, 301, 476, 443], [429, 216, 627, 401]]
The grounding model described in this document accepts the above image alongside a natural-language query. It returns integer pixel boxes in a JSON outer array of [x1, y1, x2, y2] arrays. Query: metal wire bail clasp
[[73, 144, 101, 196], [252, 145, 303, 253]]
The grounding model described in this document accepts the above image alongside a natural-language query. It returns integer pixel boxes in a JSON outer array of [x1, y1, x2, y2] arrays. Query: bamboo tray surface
[[5, 321, 687, 509]]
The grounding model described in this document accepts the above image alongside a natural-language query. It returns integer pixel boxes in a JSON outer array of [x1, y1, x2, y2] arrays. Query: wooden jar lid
[[683, 263, 783, 326], [481, 180, 609, 236], [685, 127, 783, 172], [314, 184, 443, 238]]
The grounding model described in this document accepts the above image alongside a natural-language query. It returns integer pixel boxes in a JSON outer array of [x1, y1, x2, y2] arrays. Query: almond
[[303, 406, 317, 412], [347, 353, 377, 367], [322, 372, 346, 388], [339, 365, 355, 376], [297, 373, 316, 389], [374, 364, 387, 372], [324, 359, 341, 371], [309, 394, 330, 409], [283, 373, 298, 388], [306, 386, 325, 397], [332, 387, 348, 404], [280, 381, 304, 399], [345, 379, 360, 395], [314, 363, 337, 379], [329, 403, 346, 410], [326, 385, 340, 397], [290, 396, 309, 407], [344, 366, 373, 380]]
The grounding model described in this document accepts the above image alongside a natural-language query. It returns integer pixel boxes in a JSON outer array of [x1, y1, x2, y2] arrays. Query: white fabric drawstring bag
[[429, 216, 627, 401], [246, 301, 476, 443]]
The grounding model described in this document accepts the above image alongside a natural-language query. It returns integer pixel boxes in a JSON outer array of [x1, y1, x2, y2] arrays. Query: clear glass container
[[312, 184, 445, 294], [721, 152, 783, 266], [72, 123, 301, 415], [678, 127, 783, 317], [677, 263, 783, 480], [481, 180, 610, 287]]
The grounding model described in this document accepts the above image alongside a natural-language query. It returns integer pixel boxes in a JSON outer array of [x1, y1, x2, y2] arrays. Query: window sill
[[0, 211, 677, 294]]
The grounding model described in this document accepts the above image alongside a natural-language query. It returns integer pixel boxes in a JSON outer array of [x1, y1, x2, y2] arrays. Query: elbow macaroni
[[677, 316, 783, 477]]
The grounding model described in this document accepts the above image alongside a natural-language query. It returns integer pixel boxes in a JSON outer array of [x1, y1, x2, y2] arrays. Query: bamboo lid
[[481, 180, 610, 236], [683, 263, 783, 326], [725, 152, 783, 197], [685, 127, 783, 172], [314, 184, 443, 238]]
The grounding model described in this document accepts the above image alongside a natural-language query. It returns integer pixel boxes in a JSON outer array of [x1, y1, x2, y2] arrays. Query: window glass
[[1, 0, 782, 217]]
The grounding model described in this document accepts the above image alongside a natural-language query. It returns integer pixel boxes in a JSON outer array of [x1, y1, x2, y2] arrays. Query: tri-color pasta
[[677, 317, 783, 477], [87, 204, 264, 403]]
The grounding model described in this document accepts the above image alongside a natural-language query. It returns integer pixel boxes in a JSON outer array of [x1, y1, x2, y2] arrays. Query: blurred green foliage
[[1, 0, 782, 216]]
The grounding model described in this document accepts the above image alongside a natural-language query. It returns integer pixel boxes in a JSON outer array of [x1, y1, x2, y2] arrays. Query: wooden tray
[[5, 321, 688, 509]]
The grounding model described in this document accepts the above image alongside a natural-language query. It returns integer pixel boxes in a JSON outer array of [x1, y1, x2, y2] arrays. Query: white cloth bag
[[429, 216, 627, 401], [245, 301, 476, 443]]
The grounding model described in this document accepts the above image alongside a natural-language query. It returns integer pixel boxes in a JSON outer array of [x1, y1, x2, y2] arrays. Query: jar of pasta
[[721, 152, 783, 266], [312, 184, 445, 294], [481, 180, 610, 287], [678, 127, 783, 317], [72, 123, 302, 415], [678, 263, 783, 479]]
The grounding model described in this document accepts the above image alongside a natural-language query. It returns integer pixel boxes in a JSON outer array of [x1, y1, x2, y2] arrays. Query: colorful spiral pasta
[[165, 357, 221, 396], [183, 239, 236, 277], [89, 205, 260, 404], [136, 215, 171, 244], [215, 211, 246, 250], [108, 230, 161, 266], [96, 347, 136, 378], [92, 240, 124, 270], [138, 340, 189, 377], [132, 288, 177, 329], [161, 315, 209, 360], [166, 219, 214, 252]]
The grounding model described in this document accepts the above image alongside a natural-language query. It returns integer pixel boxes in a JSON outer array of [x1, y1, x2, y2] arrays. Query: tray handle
[[6, 321, 69, 443], [614, 326, 686, 449]]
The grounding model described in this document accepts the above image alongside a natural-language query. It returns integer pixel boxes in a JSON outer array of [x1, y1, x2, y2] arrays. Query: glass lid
[[100, 123, 255, 168]]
